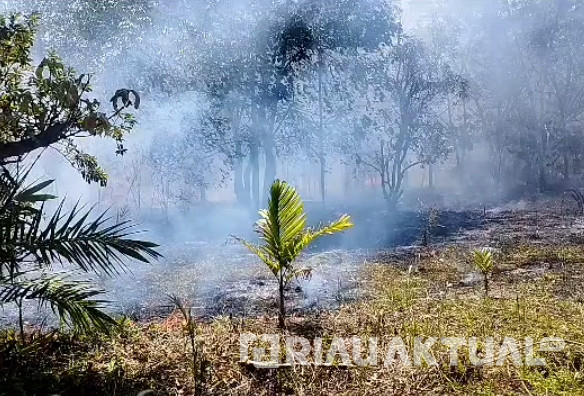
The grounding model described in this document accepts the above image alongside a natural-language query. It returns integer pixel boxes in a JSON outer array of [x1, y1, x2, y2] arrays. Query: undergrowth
[[1, 244, 584, 395]]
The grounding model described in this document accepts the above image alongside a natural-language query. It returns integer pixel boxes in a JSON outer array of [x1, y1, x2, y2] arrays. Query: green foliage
[[0, 276, 117, 334], [354, 36, 457, 209], [472, 248, 494, 297], [0, 13, 139, 185], [237, 179, 353, 327], [473, 248, 494, 275], [0, 166, 161, 334]]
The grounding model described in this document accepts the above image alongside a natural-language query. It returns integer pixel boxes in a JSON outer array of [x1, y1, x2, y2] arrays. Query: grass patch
[[2, 245, 584, 394]]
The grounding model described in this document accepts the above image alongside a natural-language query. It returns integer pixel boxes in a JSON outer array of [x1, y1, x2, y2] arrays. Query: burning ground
[[103, 198, 584, 320], [4, 198, 584, 330], [101, 206, 485, 320]]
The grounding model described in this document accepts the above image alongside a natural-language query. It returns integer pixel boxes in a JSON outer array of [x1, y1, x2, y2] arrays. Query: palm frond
[[473, 248, 494, 275], [14, 179, 57, 203], [293, 215, 354, 259], [0, 165, 161, 334], [233, 235, 279, 275], [32, 202, 162, 276], [0, 169, 48, 275], [270, 180, 307, 247], [237, 179, 354, 327], [240, 180, 353, 271], [0, 275, 117, 334], [256, 180, 307, 263], [260, 180, 311, 265]]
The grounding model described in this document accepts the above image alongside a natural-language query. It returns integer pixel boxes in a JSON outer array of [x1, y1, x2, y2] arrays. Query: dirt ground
[[4, 198, 584, 395]]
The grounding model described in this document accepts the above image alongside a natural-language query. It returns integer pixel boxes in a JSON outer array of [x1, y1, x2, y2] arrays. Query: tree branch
[[0, 122, 70, 162]]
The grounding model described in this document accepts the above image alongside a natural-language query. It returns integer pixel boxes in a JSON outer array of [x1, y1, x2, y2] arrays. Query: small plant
[[236, 180, 353, 328], [422, 208, 440, 247], [472, 248, 494, 297], [169, 295, 208, 395]]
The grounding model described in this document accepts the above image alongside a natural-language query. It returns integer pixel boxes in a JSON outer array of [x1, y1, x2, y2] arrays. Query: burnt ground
[[4, 198, 583, 327], [100, 207, 485, 320], [101, 199, 584, 321]]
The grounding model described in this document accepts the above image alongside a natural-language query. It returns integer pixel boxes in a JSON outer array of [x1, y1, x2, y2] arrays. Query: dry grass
[[2, 244, 584, 395]]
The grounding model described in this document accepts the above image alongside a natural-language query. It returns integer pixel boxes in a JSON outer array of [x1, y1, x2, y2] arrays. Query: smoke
[[3, 0, 583, 317]]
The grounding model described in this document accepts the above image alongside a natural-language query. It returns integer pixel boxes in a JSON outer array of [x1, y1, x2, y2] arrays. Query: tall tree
[[295, 0, 398, 203], [355, 36, 455, 208]]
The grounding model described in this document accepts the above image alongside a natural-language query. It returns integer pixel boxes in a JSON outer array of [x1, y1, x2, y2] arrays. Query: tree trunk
[[538, 156, 547, 193], [262, 104, 277, 205], [428, 162, 434, 190], [278, 273, 286, 329], [233, 108, 247, 205], [250, 141, 260, 211], [319, 153, 326, 203], [460, 98, 468, 179], [317, 49, 326, 204], [538, 124, 548, 192], [386, 192, 400, 212], [199, 184, 206, 202], [234, 141, 247, 205], [244, 159, 252, 206], [263, 143, 276, 206]]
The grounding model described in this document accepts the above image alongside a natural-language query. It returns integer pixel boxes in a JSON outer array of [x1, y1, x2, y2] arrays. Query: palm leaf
[[237, 179, 354, 327], [14, 179, 57, 203], [33, 203, 161, 276], [0, 165, 161, 333], [0, 274, 117, 334], [291, 215, 354, 261], [258, 180, 308, 266], [473, 248, 494, 274], [232, 235, 279, 275]]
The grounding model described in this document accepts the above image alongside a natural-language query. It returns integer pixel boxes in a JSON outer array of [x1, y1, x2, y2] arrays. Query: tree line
[[4, 0, 584, 213]]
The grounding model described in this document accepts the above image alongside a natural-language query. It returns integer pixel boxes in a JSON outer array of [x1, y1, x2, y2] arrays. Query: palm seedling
[[236, 180, 353, 328], [472, 248, 494, 297], [0, 166, 161, 336]]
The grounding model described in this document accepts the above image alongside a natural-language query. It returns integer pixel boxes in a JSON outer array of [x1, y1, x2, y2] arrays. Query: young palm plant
[[0, 167, 161, 335], [237, 180, 353, 328], [472, 248, 494, 297]]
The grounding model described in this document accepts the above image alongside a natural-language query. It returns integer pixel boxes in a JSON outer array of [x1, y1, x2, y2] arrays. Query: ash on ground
[[4, 202, 584, 327]]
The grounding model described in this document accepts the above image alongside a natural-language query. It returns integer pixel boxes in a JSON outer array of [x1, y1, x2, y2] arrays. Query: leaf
[[14, 179, 55, 203], [473, 248, 494, 275], [130, 89, 141, 109], [0, 166, 162, 333], [110, 88, 140, 110], [0, 275, 118, 334]]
